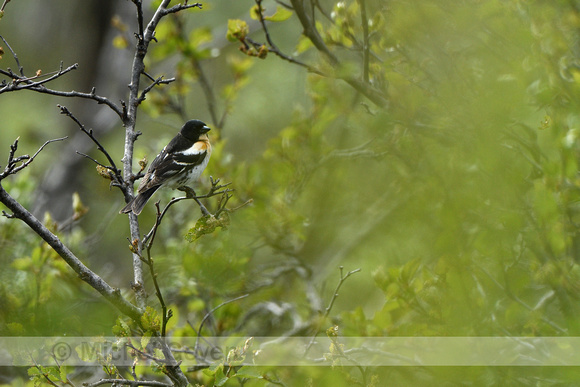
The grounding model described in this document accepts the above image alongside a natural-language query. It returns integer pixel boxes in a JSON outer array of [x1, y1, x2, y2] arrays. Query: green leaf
[[235, 366, 264, 379], [226, 19, 249, 42], [141, 306, 161, 332], [27, 367, 41, 376], [185, 213, 230, 242], [214, 365, 229, 386], [59, 366, 68, 382], [141, 331, 153, 350], [264, 6, 293, 22], [112, 317, 131, 338], [46, 367, 61, 381], [153, 348, 164, 360], [250, 4, 261, 20]]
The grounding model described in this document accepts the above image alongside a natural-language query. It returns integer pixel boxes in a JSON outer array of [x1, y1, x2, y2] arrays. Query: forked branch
[[0, 137, 68, 180]]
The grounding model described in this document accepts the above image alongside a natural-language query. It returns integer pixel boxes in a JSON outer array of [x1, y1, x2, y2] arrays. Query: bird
[[120, 119, 212, 215]]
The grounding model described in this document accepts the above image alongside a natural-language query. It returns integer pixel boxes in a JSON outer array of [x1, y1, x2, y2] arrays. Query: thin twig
[[57, 105, 125, 189], [126, 342, 171, 364], [0, 0, 10, 13], [194, 294, 249, 355], [75, 151, 111, 170], [140, 177, 240, 337], [141, 179, 232, 245], [0, 34, 23, 75], [324, 267, 361, 319], [303, 266, 361, 356], [0, 136, 68, 180], [2, 63, 78, 90], [164, 2, 203, 15], [0, 44, 123, 117], [143, 201, 174, 337], [132, 0, 145, 41], [177, 177, 234, 216], [137, 75, 175, 104], [30, 86, 124, 118], [247, 0, 327, 76]]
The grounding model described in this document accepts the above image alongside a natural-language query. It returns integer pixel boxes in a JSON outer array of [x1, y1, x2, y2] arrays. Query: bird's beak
[[201, 125, 211, 134]]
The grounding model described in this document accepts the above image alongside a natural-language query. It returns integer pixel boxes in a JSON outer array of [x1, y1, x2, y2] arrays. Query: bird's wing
[[137, 140, 208, 192]]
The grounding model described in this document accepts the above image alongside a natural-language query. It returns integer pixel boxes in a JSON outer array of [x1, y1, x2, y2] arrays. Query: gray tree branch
[[118, 1, 204, 385]]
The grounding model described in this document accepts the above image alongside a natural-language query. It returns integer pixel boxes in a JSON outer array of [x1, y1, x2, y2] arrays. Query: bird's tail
[[120, 186, 160, 215]]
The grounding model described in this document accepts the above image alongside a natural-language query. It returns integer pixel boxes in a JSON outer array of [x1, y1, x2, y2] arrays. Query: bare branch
[[245, 37, 325, 76], [191, 54, 223, 126], [138, 75, 175, 104], [0, 136, 68, 180], [0, 34, 23, 75], [164, 2, 203, 15], [142, 199, 181, 245], [0, 36, 125, 118], [124, 0, 173, 317], [304, 266, 361, 356], [126, 342, 171, 364], [141, 200, 177, 338], [177, 177, 233, 217], [324, 267, 361, 316], [0, 63, 79, 91], [57, 105, 125, 190], [75, 151, 109, 169], [132, 0, 145, 41]]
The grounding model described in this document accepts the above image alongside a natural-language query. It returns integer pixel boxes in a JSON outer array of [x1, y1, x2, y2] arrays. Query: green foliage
[[185, 212, 230, 242], [0, 177, 112, 336], [141, 306, 161, 333], [28, 365, 69, 386], [4, 0, 580, 385], [250, 4, 293, 22]]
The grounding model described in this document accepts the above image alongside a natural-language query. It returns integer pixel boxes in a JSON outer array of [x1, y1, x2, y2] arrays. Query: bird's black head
[[180, 119, 211, 141]]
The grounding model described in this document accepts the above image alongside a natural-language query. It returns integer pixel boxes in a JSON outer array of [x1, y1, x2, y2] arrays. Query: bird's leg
[[178, 186, 211, 217]]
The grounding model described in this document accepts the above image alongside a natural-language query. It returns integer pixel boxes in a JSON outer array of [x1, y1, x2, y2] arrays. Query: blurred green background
[[2, 0, 580, 385]]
